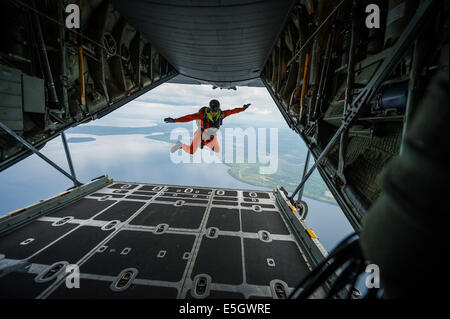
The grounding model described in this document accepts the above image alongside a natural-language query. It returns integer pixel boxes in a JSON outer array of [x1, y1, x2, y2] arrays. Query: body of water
[[0, 132, 353, 252], [0, 132, 266, 214]]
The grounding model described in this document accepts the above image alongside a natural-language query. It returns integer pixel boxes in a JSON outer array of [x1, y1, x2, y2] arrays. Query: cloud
[[79, 83, 289, 129], [133, 83, 278, 117], [82, 116, 158, 127]]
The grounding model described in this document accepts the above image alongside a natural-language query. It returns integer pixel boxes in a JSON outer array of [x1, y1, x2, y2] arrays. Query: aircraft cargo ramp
[[1, 0, 447, 300], [0, 177, 327, 299]]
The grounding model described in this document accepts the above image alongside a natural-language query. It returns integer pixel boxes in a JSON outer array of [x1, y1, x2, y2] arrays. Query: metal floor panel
[[241, 209, 289, 235], [212, 200, 239, 206], [206, 208, 240, 232], [241, 202, 276, 209], [49, 278, 178, 299], [243, 239, 310, 287], [0, 221, 77, 260], [191, 235, 243, 285], [81, 230, 196, 282], [108, 184, 139, 190], [137, 185, 164, 192], [29, 226, 114, 265], [0, 182, 312, 299], [243, 191, 271, 199], [132, 191, 159, 196], [214, 196, 238, 202], [214, 190, 238, 197], [0, 272, 54, 299], [166, 186, 213, 195], [156, 197, 209, 205], [129, 203, 206, 230], [125, 195, 153, 201], [48, 198, 116, 219], [93, 201, 145, 222], [90, 193, 125, 199], [160, 192, 210, 200]]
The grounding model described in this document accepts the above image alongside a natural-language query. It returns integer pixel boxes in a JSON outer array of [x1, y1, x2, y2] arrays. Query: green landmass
[[224, 161, 336, 205], [67, 137, 96, 143]]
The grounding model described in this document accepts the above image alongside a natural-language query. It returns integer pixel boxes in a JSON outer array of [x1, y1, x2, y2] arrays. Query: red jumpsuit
[[174, 107, 245, 154]]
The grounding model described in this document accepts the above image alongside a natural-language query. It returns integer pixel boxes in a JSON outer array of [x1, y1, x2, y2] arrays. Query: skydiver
[[164, 99, 251, 154]]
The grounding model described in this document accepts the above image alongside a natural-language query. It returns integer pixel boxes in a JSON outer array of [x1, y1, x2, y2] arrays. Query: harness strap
[[200, 108, 222, 149]]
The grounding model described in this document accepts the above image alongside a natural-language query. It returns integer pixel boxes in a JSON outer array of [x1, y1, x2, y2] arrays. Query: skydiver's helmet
[[209, 99, 221, 113]]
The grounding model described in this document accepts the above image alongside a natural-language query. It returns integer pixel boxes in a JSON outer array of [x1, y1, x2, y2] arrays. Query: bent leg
[[205, 136, 220, 153], [182, 130, 201, 154]]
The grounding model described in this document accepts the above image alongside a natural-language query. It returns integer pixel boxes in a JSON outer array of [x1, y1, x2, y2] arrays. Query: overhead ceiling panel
[[113, 0, 295, 87]]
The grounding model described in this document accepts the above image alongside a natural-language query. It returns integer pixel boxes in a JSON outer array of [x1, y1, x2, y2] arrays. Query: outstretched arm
[[174, 112, 203, 123], [222, 104, 251, 119], [164, 112, 202, 123]]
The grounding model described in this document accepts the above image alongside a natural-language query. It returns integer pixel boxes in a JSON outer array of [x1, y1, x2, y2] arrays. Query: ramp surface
[[0, 182, 311, 299]]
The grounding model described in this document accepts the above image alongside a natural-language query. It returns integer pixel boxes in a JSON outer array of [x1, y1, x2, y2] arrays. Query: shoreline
[[224, 166, 338, 207], [151, 135, 339, 207]]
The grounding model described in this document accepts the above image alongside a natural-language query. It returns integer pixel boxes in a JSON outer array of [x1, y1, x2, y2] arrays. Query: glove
[[164, 117, 175, 123], [243, 103, 251, 110]]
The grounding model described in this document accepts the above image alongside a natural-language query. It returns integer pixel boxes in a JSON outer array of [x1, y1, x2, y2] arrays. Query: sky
[[0, 81, 354, 251], [89, 82, 284, 128]]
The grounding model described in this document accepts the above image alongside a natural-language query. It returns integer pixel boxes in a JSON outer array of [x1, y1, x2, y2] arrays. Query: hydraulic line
[[31, 0, 59, 108], [287, 0, 347, 68], [313, 24, 337, 119], [78, 0, 86, 107], [289, 0, 435, 201], [9, 0, 128, 61], [338, 3, 358, 180], [299, 53, 310, 121], [57, 0, 70, 117]]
